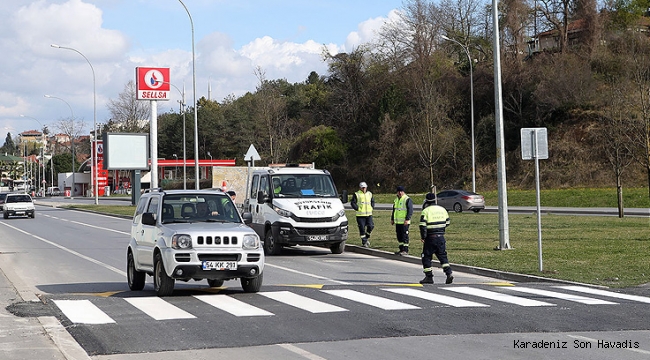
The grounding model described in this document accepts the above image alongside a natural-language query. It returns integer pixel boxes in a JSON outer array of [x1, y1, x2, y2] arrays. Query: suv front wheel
[[241, 273, 263, 293], [127, 251, 146, 291], [154, 253, 175, 296]]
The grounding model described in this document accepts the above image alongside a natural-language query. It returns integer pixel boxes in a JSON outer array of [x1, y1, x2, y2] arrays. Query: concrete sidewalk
[[0, 258, 89, 360]]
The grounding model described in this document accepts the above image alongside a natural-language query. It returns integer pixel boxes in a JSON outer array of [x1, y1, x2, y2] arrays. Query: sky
[[0, 0, 402, 142]]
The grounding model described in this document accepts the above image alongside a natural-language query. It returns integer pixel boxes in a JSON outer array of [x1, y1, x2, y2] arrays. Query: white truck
[[215, 164, 349, 255]]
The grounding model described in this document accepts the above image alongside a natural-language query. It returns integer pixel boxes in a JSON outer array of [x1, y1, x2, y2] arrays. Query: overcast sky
[[0, 0, 401, 141]]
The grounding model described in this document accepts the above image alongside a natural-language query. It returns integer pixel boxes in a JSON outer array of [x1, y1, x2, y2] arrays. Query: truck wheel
[[154, 253, 175, 296], [241, 273, 263, 293], [264, 229, 282, 255], [330, 241, 346, 254], [207, 279, 224, 288], [127, 251, 146, 291]]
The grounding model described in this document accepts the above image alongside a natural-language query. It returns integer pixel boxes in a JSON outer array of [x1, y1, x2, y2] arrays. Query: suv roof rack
[[143, 187, 164, 194]]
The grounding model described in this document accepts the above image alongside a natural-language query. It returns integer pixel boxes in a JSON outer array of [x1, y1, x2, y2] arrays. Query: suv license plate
[[308, 235, 328, 241], [202, 261, 237, 270]]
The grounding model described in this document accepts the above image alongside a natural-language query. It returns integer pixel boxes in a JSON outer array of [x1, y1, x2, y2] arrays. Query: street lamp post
[[441, 35, 476, 193], [177, 0, 200, 189], [45, 95, 75, 198], [51, 44, 98, 204]]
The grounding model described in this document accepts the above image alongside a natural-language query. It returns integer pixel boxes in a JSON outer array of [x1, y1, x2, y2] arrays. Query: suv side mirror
[[142, 212, 156, 226], [241, 212, 253, 225], [340, 189, 348, 204]]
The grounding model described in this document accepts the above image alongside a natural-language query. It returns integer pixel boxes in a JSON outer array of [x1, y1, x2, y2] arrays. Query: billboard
[[135, 67, 170, 100], [102, 133, 149, 170]]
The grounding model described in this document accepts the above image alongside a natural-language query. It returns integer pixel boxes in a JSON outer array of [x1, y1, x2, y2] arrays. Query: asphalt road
[[0, 201, 648, 359]]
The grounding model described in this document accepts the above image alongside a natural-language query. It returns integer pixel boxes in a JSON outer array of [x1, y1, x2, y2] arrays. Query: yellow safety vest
[[393, 195, 410, 224], [355, 190, 373, 217], [419, 205, 450, 233]]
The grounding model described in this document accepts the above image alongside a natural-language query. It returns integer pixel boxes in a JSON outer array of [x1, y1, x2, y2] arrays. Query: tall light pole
[[51, 44, 98, 204], [156, 80, 187, 189], [441, 35, 476, 193], [177, 0, 200, 189], [45, 95, 75, 199]]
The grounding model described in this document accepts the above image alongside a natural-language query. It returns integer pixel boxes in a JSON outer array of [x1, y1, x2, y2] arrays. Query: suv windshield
[[271, 174, 337, 198], [161, 193, 240, 224]]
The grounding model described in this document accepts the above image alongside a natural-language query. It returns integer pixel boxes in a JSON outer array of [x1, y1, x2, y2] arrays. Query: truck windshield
[[272, 174, 337, 198]]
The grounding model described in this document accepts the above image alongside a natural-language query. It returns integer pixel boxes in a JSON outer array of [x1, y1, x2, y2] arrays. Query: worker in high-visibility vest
[[418, 192, 453, 284], [350, 182, 375, 247], [391, 186, 413, 255]]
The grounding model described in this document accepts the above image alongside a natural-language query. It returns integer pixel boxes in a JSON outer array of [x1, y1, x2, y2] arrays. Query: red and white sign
[[136, 67, 170, 101], [92, 140, 109, 196]]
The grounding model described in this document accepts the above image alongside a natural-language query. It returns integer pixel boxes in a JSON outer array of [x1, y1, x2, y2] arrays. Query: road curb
[[344, 244, 600, 286]]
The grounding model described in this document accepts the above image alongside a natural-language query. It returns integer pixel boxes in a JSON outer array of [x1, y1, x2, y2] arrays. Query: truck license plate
[[202, 261, 237, 270], [308, 235, 328, 241]]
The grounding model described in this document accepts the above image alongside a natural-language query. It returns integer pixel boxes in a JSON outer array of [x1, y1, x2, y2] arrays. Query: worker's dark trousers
[[421, 234, 452, 275]]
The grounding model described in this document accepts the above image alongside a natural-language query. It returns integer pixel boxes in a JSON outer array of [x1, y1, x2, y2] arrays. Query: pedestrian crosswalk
[[52, 285, 650, 325]]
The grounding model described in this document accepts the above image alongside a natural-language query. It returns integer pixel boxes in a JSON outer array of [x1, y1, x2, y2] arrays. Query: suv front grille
[[198, 254, 241, 262], [196, 236, 238, 245]]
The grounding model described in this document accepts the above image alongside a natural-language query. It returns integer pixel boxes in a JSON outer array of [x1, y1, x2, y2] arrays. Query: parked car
[[435, 189, 485, 213], [127, 188, 264, 296], [0, 193, 7, 205], [46, 187, 61, 196], [2, 193, 35, 219]]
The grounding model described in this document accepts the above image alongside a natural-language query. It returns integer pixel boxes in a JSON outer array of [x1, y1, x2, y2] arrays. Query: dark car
[[0, 193, 6, 205], [436, 189, 485, 213]]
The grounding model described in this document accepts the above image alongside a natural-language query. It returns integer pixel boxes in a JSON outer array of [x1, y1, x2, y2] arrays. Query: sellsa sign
[[135, 67, 170, 101]]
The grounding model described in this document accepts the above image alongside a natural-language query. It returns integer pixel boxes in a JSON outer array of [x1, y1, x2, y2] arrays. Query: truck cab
[[244, 164, 348, 255]]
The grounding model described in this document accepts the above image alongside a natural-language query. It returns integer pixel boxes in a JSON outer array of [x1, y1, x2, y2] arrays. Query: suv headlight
[[273, 206, 294, 218], [172, 234, 192, 249], [242, 234, 260, 249]]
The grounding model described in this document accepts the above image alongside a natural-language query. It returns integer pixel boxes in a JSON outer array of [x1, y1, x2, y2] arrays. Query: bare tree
[[254, 67, 293, 163], [107, 80, 150, 132]]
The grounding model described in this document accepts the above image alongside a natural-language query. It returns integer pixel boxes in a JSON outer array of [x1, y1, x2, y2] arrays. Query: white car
[[2, 193, 35, 219], [127, 188, 264, 296]]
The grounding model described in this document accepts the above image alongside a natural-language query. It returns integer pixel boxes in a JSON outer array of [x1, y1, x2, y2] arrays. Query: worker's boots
[[419, 272, 434, 284]]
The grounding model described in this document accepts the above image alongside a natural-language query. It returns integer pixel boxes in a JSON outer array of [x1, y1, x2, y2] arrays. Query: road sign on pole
[[521, 128, 548, 272]]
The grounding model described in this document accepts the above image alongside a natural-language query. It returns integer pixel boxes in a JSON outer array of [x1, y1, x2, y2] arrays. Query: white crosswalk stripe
[[444, 286, 556, 307], [53, 299, 115, 324], [321, 289, 420, 310], [503, 287, 618, 305], [260, 291, 348, 313], [382, 288, 490, 307], [555, 285, 650, 303], [194, 294, 274, 316], [53, 285, 650, 324], [124, 297, 196, 320]]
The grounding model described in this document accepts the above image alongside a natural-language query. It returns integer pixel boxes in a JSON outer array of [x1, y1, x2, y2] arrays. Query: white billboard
[[103, 133, 149, 170]]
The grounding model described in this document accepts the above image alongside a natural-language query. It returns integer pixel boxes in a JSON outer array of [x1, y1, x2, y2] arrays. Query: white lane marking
[[0, 222, 126, 276], [556, 285, 650, 304], [124, 297, 196, 320], [444, 286, 556, 307], [321, 289, 420, 310], [260, 291, 348, 313], [505, 287, 618, 305], [383, 288, 490, 307], [194, 294, 274, 317], [41, 213, 130, 235], [568, 335, 650, 355], [264, 263, 352, 285], [277, 343, 329, 360], [53, 300, 115, 324]]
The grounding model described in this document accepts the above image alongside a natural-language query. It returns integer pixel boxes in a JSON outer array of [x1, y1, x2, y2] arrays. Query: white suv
[[127, 189, 264, 296], [3, 193, 35, 219]]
